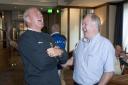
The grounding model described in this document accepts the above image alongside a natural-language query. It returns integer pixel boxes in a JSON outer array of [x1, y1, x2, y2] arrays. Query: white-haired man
[[65, 14, 115, 85], [18, 7, 67, 85]]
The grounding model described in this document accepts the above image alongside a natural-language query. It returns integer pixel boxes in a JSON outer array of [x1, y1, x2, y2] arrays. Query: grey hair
[[23, 8, 30, 23], [23, 7, 38, 24], [87, 14, 101, 30]]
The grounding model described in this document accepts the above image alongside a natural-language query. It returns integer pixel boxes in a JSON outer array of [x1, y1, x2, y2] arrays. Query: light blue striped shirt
[[73, 33, 115, 85]]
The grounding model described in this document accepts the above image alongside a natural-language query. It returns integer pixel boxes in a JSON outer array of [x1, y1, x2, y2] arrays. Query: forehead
[[83, 15, 91, 23], [27, 8, 43, 18]]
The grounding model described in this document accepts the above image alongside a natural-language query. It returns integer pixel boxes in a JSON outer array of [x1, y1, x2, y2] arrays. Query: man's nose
[[83, 27, 87, 32]]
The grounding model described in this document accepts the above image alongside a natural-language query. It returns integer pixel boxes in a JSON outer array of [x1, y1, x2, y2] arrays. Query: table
[[109, 74, 128, 85]]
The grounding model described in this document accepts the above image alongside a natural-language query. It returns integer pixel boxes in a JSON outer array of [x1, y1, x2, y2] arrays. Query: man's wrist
[[58, 49, 63, 57]]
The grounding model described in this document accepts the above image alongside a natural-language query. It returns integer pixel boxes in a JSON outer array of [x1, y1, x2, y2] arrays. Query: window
[[123, 2, 128, 52]]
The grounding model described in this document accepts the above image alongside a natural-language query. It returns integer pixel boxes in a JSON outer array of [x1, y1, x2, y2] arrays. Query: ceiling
[[0, 0, 124, 11], [69, 0, 124, 7]]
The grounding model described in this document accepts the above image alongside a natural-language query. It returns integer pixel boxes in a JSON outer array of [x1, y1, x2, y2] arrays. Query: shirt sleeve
[[104, 43, 115, 72], [57, 48, 68, 64]]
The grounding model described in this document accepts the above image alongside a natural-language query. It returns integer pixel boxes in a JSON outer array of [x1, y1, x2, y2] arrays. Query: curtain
[[114, 3, 123, 46]]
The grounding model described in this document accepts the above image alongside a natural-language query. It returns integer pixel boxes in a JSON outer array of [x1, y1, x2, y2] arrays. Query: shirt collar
[[28, 27, 42, 32], [90, 33, 100, 41], [82, 38, 90, 43], [27, 28, 33, 31], [82, 33, 100, 43]]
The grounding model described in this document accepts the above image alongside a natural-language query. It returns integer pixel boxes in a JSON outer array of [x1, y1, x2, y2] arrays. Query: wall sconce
[[2, 12, 4, 19], [100, 17, 104, 25]]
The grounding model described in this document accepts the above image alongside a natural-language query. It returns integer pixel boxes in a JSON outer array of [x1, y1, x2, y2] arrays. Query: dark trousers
[[74, 81, 99, 85]]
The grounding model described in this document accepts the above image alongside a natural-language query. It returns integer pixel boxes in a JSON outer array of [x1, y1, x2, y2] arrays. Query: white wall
[[95, 5, 117, 43], [69, 8, 80, 51], [61, 8, 68, 38], [109, 5, 116, 44], [95, 6, 107, 37], [61, 8, 68, 50], [61, 8, 80, 52]]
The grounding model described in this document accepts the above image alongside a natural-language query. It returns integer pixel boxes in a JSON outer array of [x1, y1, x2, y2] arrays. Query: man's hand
[[47, 47, 63, 57]]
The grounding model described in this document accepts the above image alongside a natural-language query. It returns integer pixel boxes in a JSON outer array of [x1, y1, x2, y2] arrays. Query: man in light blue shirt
[[64, 14, 115, 85]]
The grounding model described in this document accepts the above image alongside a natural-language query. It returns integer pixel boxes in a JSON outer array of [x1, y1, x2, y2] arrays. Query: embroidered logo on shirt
[[37, 41, 43, 44]]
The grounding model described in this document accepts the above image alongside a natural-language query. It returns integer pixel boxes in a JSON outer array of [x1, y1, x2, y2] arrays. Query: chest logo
[[37, 41, 43, 44]]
